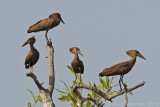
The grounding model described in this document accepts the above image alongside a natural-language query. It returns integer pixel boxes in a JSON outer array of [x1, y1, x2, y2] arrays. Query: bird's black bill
[[22, 41, 28, 47], [78, 51, 84, 57], [60, 17, 65, 24], [138, 53, 146, 60]]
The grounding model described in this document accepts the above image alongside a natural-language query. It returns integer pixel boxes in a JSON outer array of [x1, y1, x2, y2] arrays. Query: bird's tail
[[27, 29, 31, 33], [99, 72, 104, 77], [25, 65, 29, 69]]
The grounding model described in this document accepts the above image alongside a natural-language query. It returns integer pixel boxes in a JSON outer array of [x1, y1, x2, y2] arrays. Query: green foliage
[[56, 65, 115, 107], [27, 89, 42, 107]]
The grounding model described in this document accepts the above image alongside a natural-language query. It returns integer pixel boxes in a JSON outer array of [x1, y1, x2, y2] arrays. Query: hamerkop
[[99, 50, 145, 90], [70, 47, 84, 83], [27, 13, 64, 37], [22, 36, 39, 72]]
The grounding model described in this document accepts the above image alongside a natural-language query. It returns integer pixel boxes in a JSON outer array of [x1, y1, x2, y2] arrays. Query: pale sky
[[0, 0, 160, 107]]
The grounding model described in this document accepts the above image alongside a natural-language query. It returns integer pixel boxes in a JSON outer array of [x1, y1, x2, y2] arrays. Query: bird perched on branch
[[22, 36, 39, 72], [99, 50, 146, 90], [70, 47, 84, 83], [27, 13, 65, 39]]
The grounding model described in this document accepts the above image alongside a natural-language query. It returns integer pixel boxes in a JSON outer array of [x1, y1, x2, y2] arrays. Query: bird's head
[[126, 50, 146, 60], [22, 36, 36, 47], [69, 47, 84, 56], [49, 13, 65, 24]]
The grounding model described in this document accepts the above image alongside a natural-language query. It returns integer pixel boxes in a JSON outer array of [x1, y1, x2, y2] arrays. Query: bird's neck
[[30, 44, 35, 50], [74, 53, 79, 62], [129, 56, 136, 67]]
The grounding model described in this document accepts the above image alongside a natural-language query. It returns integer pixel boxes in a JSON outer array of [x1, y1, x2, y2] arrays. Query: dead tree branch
[[26, 72, 44, 90], [71, 84, 104, 107], [26, 36, 55, 107], [108, 82, 145, 100], [71, 82, 145, 107]]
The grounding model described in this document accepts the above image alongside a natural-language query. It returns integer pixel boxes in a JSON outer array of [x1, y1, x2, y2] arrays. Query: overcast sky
[[0, 0, 160, 107]]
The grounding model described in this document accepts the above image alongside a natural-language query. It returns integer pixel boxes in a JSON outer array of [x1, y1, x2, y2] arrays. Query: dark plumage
[[99, 50, 146, 90], [70, 47, 84, 83], [27, 13, 64, 34], [22, 36, 39, 72]]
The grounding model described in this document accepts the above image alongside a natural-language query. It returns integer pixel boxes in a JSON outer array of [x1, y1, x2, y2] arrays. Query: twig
[[26, 72, 44, 90]]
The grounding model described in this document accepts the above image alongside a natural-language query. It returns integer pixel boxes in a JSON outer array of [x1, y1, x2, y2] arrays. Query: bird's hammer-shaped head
[[70, 47, 84, 57], [126, 50, 146, 60], [49, 13, 65, 24], [22, 36, 35, 47]]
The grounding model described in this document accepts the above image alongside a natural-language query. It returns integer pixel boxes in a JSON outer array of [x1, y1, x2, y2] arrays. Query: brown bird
[[70, 47, 84, 83], [99, 50, 146, 90], [27, 13, 65, 37], [22, 36, 39, 72]]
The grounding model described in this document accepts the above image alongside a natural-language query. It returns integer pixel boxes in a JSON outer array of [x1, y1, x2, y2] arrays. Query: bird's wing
[[25, 51, 33, 68], [25, 50, 39, 68], [28, 18, 54, 33], [101, 67, 115, 76], [110, 61, 130, 74], [101, 61, 130, 76], [78, 60, 84, 73]]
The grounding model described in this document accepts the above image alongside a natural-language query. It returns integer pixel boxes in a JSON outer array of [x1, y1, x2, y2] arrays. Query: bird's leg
[[80, 73, 82, 84], [120, 75, 124, 85], [74, 74, 77, 85], [29, 64, 31, 73], [45, 29, 49, 43], [31, 67, 33, 73], [119, 76, 122, 91], [120, 75, 127, 91], [29, 67, 31, 73]]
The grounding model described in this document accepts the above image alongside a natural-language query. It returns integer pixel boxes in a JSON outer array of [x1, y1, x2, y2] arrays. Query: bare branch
[[71, 84, 104, 107], [71, 82, 145, 106], [83, 96, 104, 107], [123, 83, 128, 107], [108, 82, 145, 100], [26, 72, 44, 90], [46, 39, 55, 94], [71, 84, 111, 101]]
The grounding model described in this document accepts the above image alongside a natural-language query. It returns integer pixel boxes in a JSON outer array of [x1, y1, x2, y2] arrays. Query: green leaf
[[91, 91, 96, 98], [93, 83, 97, 88], [85, 100, 92, 107], [28, 102, 31, 107], [67, 65, 80, 82], [100, 100, 103, 105], [26, 96, 31, 103], [87, 94, 91, 97], [61, 80, 69, 91], [58, 95, 71, 102], [106, 76, 110, 89], [99, 78, 108, 90], [67, 65, 74, 73], [27, 89, 35, 101], [36, 95, 42, 103], [68, 93, 77, 103], [71, 102, 77, 107], [56, 88, 67, 94]]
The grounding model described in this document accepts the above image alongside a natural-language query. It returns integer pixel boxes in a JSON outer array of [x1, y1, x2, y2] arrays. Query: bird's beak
[[60, 17, 65, 24], [22, 41, 28, 47], [138, 53, 146, 60], [78, 51, 84, 57]]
